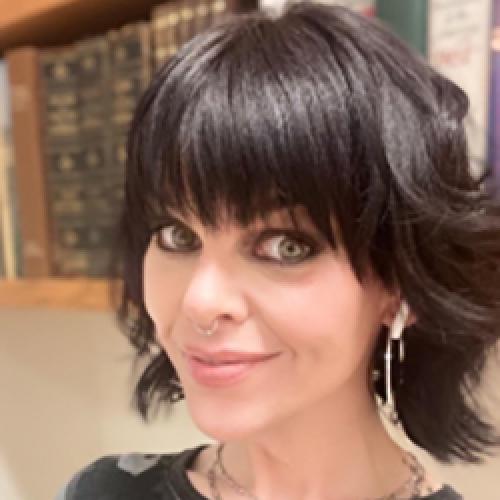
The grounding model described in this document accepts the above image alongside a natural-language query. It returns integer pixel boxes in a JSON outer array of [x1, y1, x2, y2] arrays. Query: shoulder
[[55, 451, 180, 500]]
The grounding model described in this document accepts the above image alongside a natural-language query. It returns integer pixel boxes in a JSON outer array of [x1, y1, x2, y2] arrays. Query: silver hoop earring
[[384, 301, 409, 425], [194, 318, 219, 336]]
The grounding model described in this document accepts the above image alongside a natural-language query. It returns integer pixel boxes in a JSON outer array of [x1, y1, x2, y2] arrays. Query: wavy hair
[[108, 1, 500, 464]]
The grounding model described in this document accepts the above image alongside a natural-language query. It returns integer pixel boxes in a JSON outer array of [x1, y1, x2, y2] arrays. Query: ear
[[380, 297, 417, 329]]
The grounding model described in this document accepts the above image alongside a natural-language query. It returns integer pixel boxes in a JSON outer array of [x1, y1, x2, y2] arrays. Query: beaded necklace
[[206, 443, 433, 500]]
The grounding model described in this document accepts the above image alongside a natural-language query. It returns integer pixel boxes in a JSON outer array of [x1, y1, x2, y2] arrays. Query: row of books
[[0, 0, 257, 279], [0, 0, 498, 279]]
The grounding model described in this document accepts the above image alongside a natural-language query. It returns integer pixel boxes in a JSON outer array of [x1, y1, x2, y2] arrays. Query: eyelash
[[151, 219, 321, 266]]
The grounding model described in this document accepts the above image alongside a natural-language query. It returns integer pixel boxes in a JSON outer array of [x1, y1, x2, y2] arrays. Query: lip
[[182, 350, 281, 387], [183, 347, 280, 364]]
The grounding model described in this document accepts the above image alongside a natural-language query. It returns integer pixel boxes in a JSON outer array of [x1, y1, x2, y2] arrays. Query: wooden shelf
[[0, 1, 142, 309], [0, 0, 166, 54], [0, 278, 122, 310]]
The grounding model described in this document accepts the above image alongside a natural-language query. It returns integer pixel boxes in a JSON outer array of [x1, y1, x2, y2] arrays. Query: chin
[[184, 393, 269, 442]]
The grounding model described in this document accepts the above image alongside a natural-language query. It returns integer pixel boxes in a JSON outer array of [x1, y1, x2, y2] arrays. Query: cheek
[[265, 267, 351, 332], [142, 243, 183, 344], [255, 263, 383, 365]]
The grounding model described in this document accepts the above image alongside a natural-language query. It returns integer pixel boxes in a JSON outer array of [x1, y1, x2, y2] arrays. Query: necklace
[[208, 444, 259, 500], [206, 443, 430, 500]]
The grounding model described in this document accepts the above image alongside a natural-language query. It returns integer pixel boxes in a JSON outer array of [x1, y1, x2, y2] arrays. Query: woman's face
[[143, 205, 395, 440]]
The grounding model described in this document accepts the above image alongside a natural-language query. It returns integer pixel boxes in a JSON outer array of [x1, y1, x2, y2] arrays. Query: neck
[[212, 388, 410, 500]]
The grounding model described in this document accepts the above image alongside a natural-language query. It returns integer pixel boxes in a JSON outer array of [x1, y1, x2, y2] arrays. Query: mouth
[[182, 346, 281, 364], [191, 357, 251, 365], [183, 352, 281, 387]]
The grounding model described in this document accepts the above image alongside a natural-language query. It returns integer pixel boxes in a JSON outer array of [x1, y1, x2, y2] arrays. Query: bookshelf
[[0, 0, 160, 310], [0, 0, 166, 54], [0, 277, 120, 310], [1, 0, 259, 310]]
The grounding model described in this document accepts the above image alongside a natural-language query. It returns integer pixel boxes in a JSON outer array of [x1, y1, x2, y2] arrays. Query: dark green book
[[76, 34, 116, 277], [42, 37, 118, 278], [40, 44, 87, 276], [376, 0, 428, 56], [108, 21, 152, 189], [108, 21, 152, 177]]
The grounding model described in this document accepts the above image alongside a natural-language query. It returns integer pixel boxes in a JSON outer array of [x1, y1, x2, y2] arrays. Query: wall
[[0, 307, 498, 500], [0, 307, 209, 500]]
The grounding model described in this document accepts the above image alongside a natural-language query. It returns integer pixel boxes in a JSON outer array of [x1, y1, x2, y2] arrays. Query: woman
[[59, 2, 500, 499]]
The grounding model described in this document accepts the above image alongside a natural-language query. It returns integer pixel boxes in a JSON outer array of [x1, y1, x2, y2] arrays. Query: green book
[[40, 44, 87, 277], [77, 34, 115, 277], [376, 0, 428, 56]]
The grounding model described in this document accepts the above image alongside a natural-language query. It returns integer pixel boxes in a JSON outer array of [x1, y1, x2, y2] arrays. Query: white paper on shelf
[[429, 0, 493, 177]]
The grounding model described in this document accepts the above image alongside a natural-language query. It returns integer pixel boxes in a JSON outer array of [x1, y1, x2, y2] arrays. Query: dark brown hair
[[108, 1, 500, 464]]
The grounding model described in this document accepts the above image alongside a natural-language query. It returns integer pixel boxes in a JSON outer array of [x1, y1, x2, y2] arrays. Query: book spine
[[40, 44, 90, 277], [211, 0, 258, 25], [375, 0, 428, 56], [428, 0, 493, 175], [177, 0, 196, 48], [0, 60, 20, 279], [209, 0, 230, 25], [192, 0, 212, 34], [490, 0, 500, 183], [109, 22, 152, 144], [109, 21, 152, 178], [0, 132, 7, 278], [77, 34, 116, 277], [6, 47, 52, 277], [81, 21, 153, 278], [0, 129, 19, 279], [152, 2, 182, 68]]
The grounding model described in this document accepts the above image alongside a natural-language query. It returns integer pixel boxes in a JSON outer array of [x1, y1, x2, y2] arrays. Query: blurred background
[[0, 0, 499, 499]]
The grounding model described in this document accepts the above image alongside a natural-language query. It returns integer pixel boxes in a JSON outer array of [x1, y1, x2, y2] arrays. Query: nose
[[181, 260, 248, 330]]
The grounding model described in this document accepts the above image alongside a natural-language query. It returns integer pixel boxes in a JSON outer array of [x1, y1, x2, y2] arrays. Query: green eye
[[259, 234, 313, 264], [156, 224, 198, 251], [152, 217, 320, 266]]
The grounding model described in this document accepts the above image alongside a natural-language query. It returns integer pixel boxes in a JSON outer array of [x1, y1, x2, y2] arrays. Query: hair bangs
[[130, 11, 395, 277]]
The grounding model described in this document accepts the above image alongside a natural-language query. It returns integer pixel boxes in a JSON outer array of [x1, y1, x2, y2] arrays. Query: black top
[[57, 444, 463, 500]]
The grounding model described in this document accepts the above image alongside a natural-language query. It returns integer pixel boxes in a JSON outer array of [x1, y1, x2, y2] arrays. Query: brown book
[[152, 1, 181, 68], [6, 47, 52, 277], [209, 0, 230, 26], [177, 0, 196, 49], [152, 0, 258, 69], [208, 0, 258, 25], [192, 0, 212, 35]]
